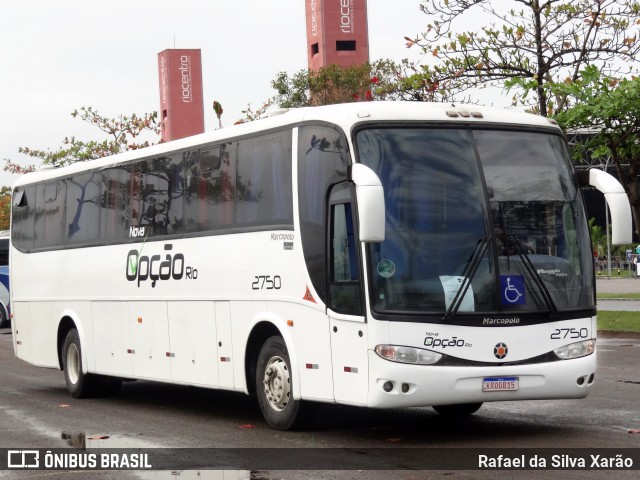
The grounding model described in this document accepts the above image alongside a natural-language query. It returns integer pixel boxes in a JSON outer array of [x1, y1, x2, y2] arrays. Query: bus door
[[327, 183, 368, 405]]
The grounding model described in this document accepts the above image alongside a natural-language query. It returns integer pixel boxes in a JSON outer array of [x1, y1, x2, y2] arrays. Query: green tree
[[272, 63, 374, 108], [0, 187, 11, 231], [4, 107, 161, 174], [370, 58, 448, 102], [589, 218, 606, 258], [234, 99, 274, 124], [553, 66, 640, 236], [407, 0, 640, 115], [270, 59, 449, 110]]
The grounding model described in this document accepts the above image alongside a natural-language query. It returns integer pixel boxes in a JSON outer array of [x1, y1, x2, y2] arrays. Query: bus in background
[[0, 230, 10, 328], [9, 102, 632, 430]]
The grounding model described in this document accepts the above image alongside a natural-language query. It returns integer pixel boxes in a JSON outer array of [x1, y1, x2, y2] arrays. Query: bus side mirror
[[350, 164, 385, 243], [588, 169, 632, 245]]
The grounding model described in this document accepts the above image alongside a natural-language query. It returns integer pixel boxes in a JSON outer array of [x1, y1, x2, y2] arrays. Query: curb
[[598, 330, 640, 339]]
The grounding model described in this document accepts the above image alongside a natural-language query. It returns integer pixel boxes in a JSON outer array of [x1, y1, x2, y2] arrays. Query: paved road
[[1, 328, 639, 479], [596, 278, 640, 311], [596, 277, 640, 294], [598, 300, 640, 311]]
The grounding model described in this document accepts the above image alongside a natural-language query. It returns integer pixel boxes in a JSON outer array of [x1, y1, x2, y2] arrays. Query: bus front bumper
[[366, 350, 596, 409]]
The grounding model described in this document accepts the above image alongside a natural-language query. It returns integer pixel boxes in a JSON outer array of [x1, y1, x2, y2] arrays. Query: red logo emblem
[[494, 342, 508, 359]]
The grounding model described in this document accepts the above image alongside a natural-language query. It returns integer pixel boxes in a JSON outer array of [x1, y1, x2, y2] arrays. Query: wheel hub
[[66, 343, 80, 385], [263, 356, 291, 411]]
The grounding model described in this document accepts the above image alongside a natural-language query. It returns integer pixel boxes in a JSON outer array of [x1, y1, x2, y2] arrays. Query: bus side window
[[328, 184, 363, 316], [34, 180, 66, 249], [184, 144, 236, 233], [100, 166, 129, 242], [66, 172, 101, 246], [141, 155, 184, 235], [235, 131, 293, 229], [11, 186, 36, 252], [332, 203, 359, 280]]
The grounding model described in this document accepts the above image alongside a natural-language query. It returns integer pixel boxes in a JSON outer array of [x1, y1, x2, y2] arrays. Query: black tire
[[0, 304, 8, 329], [255, 335, 315, 430], [432, 402, 483, 417], [62, 329, 122, 398], [62, 329, 99, 398]]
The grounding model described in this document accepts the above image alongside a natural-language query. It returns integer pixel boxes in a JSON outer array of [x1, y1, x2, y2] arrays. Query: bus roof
[[13, 101, 560, 188]]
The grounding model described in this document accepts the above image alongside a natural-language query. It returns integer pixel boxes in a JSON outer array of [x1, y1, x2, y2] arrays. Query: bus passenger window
[[184, 144, 235, 233], [11, 186, 36, 252], [35, 181, 66, 249], [141, 155, 184, 235], [100, 166, 129, 241], [236, 131, 293, 229], [65, 173, 101, 245]]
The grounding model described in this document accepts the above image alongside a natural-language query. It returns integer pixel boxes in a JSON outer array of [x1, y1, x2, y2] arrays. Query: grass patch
[[597, 311, 640, 332], [597, 292, 640, 300]]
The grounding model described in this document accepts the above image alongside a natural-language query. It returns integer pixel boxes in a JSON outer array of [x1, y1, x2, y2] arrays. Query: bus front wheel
[[255, 335, 315, 430]]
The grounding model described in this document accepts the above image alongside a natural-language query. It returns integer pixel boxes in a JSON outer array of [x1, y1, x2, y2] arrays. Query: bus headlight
[[553, 339, 596, 360], [375, 345, 442, 365]]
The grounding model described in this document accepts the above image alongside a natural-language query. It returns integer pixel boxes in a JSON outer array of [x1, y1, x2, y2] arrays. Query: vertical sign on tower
[[305, 0, 369, 71], [158, 49, 204, 142]]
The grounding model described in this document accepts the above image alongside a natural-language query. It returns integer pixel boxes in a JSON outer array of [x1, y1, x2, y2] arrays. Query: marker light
[[375, 345, 442, 365], [553, 339, 596, 360]]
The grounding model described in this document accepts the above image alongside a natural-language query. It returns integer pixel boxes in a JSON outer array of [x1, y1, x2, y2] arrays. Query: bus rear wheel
[[256, 335, 315, 430], [432, 402, 483, 417], [62, 329, 121, 398]]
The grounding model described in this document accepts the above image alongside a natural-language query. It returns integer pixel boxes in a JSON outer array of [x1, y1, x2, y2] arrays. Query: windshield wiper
[[507, 234, 559, 319], [443, 236, 489, 322]]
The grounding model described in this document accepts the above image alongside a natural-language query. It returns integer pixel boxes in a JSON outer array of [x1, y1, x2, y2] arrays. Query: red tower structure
[[157, 49, 205, 142], [305, 0, 370, 71]]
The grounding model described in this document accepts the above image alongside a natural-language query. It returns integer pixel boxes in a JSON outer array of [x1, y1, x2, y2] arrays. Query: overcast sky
[[0, 1, 494, 188]]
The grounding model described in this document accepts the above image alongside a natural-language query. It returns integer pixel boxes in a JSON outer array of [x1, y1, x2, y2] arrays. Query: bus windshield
[[357, 127, 594, 320]]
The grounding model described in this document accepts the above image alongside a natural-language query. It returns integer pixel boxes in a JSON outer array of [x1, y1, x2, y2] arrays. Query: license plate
[[482, 376, 519, 392]]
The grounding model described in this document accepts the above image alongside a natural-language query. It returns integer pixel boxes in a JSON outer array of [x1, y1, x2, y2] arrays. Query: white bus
[[10, 102, 631, 430]]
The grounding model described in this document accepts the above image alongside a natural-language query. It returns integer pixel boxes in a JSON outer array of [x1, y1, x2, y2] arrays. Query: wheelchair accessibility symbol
[[500, 275, 526, 305]]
